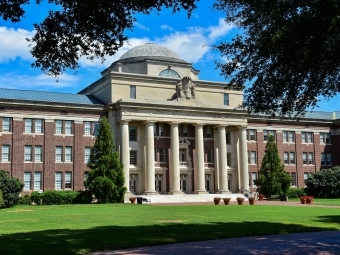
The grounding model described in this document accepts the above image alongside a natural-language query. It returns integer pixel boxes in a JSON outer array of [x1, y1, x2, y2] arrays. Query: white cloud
[[208, 18, 233, 41], [134, 22, 150, 31], [0, 27, 34, 62], [160, 25, 173, 31], [0, 73, 79, 90]]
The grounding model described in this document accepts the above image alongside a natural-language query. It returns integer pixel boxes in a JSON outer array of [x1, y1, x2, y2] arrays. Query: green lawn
[[1, 203, 340, 255], [289, 198, 340, 206]]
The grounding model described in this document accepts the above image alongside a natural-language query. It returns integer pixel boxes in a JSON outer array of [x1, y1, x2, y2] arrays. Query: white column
[[170, 122, 182, 194], [120, 120, 130, 193], [195, 124, 208, 194], [144, 121, 157, 194], [218, 125, 229, 193], [240, 126, 249, 190]]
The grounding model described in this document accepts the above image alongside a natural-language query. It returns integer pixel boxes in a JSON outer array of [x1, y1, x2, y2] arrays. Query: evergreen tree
[[84, 117, 126, 203], [0, 170, 24, 208], [254, 135, 291, 197]]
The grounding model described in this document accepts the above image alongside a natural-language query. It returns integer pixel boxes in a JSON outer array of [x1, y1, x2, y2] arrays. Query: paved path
[[90, 201, 340, 255], [90, 231, 340, 255]]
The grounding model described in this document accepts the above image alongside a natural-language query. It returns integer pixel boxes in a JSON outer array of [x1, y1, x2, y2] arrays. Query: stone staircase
[[125, 193, 248, 204]]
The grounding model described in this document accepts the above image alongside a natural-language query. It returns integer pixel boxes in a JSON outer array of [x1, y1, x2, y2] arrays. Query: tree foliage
[[214, 0, 340, 116], [0, 0, 197, 76], [84, 117, 126, 203], [0, 170, 24, 208], [254, 135, 291, 197], [305, 167, 340, 198]]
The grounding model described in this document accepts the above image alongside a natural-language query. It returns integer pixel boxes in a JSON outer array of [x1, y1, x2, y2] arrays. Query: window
[[2, 145, 10, 161], [226, 131, 231, 144], [205, 149, 212, 163], [182, 124, 188, 137], [130, 151, 137, 165], [154, 148, 157, 161], [302, 132, 313, 143], [130, 85, 136, 99], [158, 124, 164, 136], [321, 153, 332, 166], [227, 153, 231, 166], [55, 172, 62, 189], [153, 124, 157, 136], [290, 172, 296, 186], [84, 122, 91, 135], [65, 147, 72, 162], [25, 119, 32, 133], [55, 146, 62, 162], [65, 121, 72, 134], [179, 149, 186, 162], [129, 126, 137, 141], [247, 129, 256, 141], [65, 172, 72, 189], [24, 145, 32, 161], [251, 172, 257, 186], [283, 131, 295, 142], [248, 151, 256, 164], [206, 125, 212, 138], [263, 130, 276, 141], [303, 152, 313, 165], [320, 133, 331, 144], [35, 119, 42, 133], [304, 172, 309, 185], [223, 93, 229, 106], [35, 146, 42, 162], [158, 69, 180, 78], [56, 120, 62, 134], [85, 147, 91, 163], [93, 122, 99, 135], [159, 148, 165, 162], [284, 152, 295, 165], [34, 172, 41, 190], [24, 172, 31, 190], [2, 117, 10, 132]]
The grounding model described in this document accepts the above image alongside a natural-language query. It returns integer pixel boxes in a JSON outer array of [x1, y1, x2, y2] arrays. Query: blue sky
[[0, 1, 338, 112]]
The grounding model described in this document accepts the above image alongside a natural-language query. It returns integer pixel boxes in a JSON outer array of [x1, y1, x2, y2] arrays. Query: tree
[[0, 170, 24, 208], [84, 117, 126, 203], [305, 167, 340, 198], [254, 135, 291, 197], [214, 0, 340, 116], [0, 0, 197, 77]]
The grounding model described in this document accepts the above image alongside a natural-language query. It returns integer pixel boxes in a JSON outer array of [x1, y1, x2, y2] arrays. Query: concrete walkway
[[90, 231, 340, 255]]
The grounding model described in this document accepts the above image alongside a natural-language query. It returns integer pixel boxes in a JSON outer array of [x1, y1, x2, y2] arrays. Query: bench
[[137, 197, 151, 205]]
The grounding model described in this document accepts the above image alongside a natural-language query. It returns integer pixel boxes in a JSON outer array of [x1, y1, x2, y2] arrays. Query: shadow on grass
[[1, 221, 337, 255]]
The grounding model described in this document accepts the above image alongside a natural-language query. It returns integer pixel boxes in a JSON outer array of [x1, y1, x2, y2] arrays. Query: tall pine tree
[[84, 117, 126, 203], [254, 135, 291, 197]]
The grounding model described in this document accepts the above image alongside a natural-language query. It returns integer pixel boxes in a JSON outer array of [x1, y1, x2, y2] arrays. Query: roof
[[0, 88, 104, 105], [117, 43, 188, 64]]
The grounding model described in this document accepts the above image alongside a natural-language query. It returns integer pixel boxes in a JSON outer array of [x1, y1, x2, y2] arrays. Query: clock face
[[159, 69, 180, 78]]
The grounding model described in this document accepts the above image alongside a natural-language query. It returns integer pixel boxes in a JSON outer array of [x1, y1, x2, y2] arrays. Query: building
[[0, 43, 338, 196]]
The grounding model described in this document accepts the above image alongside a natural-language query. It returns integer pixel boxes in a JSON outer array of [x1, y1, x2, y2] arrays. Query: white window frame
[[55, 146, 62, 162], [25, 119, 32, 133], [65, 172, 72, 189], [65, 146, 72, 162], [65, 121, 72, 134], [223, 93, 229, 106], [34, 172, 42, 190], [84, 121, 91, 135], [93, 122, 99, 136], [130, 151, 137, 165], [158, 124, 164, 136], [159, 148, 165, 162], [130, 85, 136, 99], [35, 119, 43, 133], [2, 117, 10, 132], [263, 130, 276, 141], [24, 145, 32, 161], [55, 172, 62, 189], [24, 172, 31, 190], [85, 147, 91, 163], [56, 120, 62, 134]]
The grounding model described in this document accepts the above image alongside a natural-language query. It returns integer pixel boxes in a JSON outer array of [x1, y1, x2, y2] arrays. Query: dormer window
[[159, 69, 180, 78]]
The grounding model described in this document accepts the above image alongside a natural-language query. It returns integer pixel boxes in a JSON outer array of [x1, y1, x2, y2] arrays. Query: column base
[[124, 191, 133, 197], [194, 190, 209, 194], [169, 190, 184, 195], [217, 190, 231, 194], [143, 191, 159, 195]]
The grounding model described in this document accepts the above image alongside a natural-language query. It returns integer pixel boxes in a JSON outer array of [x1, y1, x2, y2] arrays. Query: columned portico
[[239, 126, 249, 190], [144, 121, 157, 194], [120, 120, 131, 194], [218, 125, 229, 193], [170, 122, 183, 194], [195, 124, 208, 194]]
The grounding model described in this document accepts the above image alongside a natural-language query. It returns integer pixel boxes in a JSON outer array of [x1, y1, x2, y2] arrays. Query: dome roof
[[119, 43, 187, 63]]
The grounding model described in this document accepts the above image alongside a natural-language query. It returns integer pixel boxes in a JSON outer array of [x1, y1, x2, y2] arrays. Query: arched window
[[158, 69, 180, 78]]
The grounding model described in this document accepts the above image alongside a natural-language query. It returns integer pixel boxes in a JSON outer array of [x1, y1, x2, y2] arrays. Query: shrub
[[286, 188, 306, 198], [305, 167, 340, 198], [0, 170, 24, 208], [18, 194, 32, 205], [0, 190, 4, 207], [31, 190, 90, 205]]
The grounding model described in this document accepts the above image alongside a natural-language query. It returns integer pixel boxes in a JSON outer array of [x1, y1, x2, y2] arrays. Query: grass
[[1, 203, 340, 255], [289, 198, 340, 206]]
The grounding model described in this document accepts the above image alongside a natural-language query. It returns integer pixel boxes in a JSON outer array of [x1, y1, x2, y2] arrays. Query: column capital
[[217, 124, 228, 129], [143, 120, 156, 126], [119, 119, 130, 124], [193, 123, 205, 127], [168, 121, 181, 127]]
